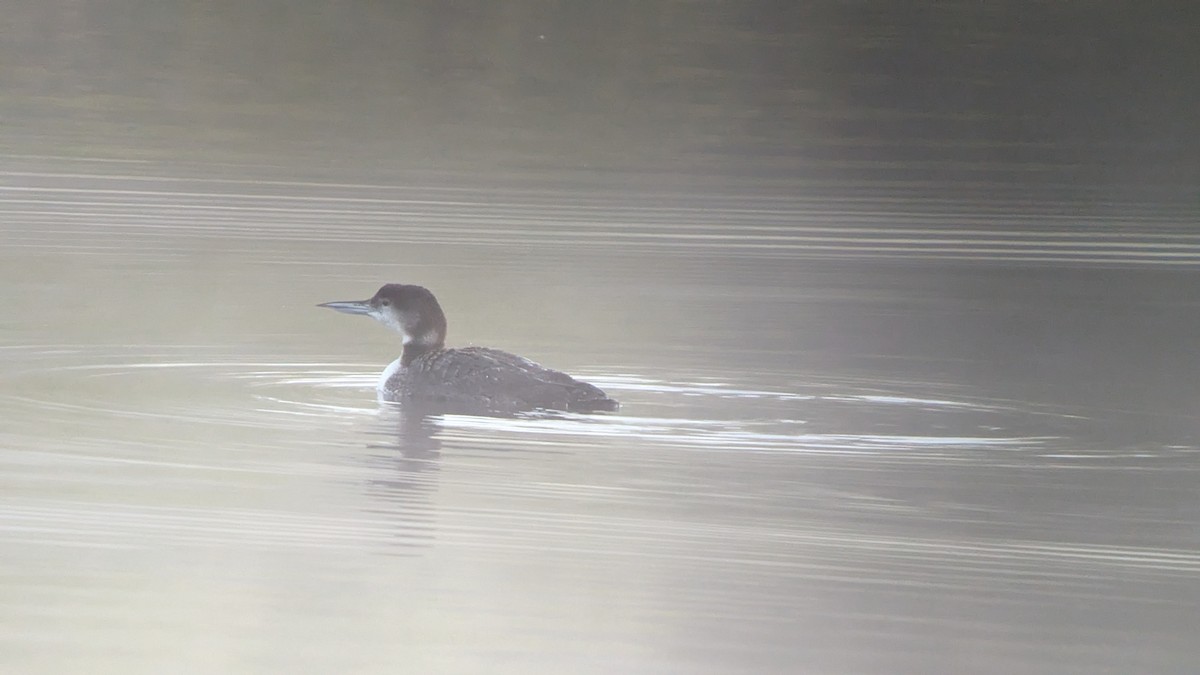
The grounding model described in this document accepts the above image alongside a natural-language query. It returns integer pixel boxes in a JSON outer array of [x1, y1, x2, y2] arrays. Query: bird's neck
[[397, 294, 448, 367], [400, 326, 446, 366]]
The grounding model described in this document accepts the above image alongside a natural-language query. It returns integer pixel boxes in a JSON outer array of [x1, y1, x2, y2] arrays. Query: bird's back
[[384, 346, 618, 413]]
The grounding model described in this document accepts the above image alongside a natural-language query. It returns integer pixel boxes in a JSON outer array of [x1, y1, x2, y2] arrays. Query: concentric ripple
[[0, 344, 1115, 463]]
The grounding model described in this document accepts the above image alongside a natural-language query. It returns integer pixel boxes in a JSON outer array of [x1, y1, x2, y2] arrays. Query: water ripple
[[3, 170, 1199, 265]]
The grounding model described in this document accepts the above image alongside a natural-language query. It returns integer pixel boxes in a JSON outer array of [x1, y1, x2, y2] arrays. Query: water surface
[[3, 161, 1199, 675], [3, 2, 1200, 673]]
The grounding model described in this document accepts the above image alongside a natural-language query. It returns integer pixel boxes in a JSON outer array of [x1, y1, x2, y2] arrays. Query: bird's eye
[[380, 299, 391, 307]]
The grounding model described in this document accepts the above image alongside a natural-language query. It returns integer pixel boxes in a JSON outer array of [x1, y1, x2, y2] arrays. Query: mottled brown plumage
[[319, 284, 618, 413]]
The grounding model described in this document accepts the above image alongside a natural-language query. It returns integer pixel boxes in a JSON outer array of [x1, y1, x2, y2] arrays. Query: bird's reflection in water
[[379, 403, 444, 463], [357, 405, 444, 553], [354, 400, 611, 554]]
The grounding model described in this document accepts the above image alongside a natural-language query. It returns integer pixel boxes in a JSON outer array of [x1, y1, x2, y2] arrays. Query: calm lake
[[3, 3, 1199, 674]]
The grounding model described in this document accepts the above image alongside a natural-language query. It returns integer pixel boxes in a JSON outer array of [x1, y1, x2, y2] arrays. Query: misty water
[[4, 3, 1200, 675], [5, 160, 1199, 675]]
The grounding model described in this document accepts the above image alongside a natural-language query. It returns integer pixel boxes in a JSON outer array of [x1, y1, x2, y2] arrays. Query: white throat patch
[[372, 309, 410, 340]]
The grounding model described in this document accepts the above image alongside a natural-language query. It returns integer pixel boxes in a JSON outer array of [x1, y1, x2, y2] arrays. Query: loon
[[319, 284, 619, 414]]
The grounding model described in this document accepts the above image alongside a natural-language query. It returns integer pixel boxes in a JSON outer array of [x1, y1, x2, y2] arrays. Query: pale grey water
[[4, 3, 1200, 674], [3, 162, 1199, 675]]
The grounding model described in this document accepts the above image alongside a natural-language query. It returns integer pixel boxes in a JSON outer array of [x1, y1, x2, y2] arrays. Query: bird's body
[[384, 345, 616, 413], [319, 284, 618, 414]]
